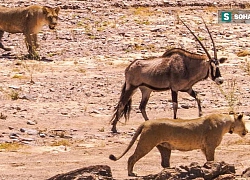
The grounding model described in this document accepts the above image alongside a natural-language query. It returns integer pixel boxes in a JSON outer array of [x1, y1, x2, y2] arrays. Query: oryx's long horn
[[201, 16, 217, 60], [178, 17, 212, 60]]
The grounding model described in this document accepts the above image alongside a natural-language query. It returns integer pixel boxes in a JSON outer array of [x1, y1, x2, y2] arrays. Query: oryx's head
[[179, 17, 227, 85]]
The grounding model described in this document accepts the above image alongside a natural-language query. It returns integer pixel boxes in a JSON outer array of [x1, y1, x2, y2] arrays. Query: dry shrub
[[237, 50, 250, 57], [0, 142, 23, 151], [51, 139, 71, 146], [218, 79, 240, 113]]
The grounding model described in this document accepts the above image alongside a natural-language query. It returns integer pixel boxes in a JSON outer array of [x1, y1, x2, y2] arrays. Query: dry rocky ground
[[0, 0, 250, 179]]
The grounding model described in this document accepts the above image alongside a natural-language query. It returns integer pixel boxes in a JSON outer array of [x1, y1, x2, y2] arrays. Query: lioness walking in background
[[0, 5, 60, 59], [109, 113, 248, 176]]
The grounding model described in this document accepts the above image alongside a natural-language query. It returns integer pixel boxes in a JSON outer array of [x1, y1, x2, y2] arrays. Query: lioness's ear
[[219, 57, 227, 64], [43, 6, 49, 15], [55, 7, 60, 14], [237, 113, 244, 121]]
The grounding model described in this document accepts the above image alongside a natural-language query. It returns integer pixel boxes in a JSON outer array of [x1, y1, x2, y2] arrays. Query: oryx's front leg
[[171, 90, 178, 119], [187, 88, 202, 117]]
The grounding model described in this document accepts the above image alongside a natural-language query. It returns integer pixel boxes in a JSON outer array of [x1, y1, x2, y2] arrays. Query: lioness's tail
[[109, 124, 144, 161]]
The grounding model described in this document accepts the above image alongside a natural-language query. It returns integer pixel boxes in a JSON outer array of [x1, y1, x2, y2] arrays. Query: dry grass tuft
[[241, 58, 250, 75], [218, 79, 240, 113], [237, 50, 250, 57], [0, 142, 23, 151], [226, 138, 250, 146], [129, 7, 154, 16], [51, 139, 71, 146]]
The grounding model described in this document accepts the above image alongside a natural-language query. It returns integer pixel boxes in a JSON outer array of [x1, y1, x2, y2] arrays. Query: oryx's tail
[[110, 82, 132, 124]]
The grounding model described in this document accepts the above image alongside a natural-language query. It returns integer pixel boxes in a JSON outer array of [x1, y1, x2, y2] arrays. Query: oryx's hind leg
[[171, 90, 178, 119], [0, 31, 11, 51], [187, 88, 202, 117], [139, 86, 152, 120], [111, 84, 137, 133]]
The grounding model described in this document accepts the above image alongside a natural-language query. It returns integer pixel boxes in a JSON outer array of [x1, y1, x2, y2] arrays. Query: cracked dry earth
[[0, 0, 250, 179]]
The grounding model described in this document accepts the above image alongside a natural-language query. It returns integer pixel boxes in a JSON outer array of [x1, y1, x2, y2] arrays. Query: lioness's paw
[[128, 172, 137, 177]]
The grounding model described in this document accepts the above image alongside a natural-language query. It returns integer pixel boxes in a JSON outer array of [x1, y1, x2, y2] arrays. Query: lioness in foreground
[[0, 5, 60, 59], [109, 114, 248, 176]]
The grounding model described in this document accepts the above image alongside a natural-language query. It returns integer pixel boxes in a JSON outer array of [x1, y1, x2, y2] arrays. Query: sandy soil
[[0, 0, 250, 179]]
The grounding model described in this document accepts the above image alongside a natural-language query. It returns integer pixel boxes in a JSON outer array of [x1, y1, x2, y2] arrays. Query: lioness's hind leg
[[0, 31, 11, 51], [156, 145, 171, 168]]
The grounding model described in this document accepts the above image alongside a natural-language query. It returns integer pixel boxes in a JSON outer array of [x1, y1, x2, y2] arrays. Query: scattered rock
[[20, 128, 38, 135], [8, 85, 21, 90], [46, 162, 248, 180], [242, 167, 250, 178], [20, 137, 35, 142], [8, 126, 14, 130], [181, 104, 189, 109], [0, 113, 7, 120], [39, 133, 46, 138], [61, 112, 68, 115], [139, 161, 235, 180], [27, 120, 37, 125], [91, 110, 101, 114], [47, 165, 112, 180], [49, 88, 55, 92], [9, 133, 20, 139]]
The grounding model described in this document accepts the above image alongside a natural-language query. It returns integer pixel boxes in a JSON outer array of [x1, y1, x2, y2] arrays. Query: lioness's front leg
[[202, 147, 215, 161], [0, 31, 11, 51], [24, 33, 39, 59], [156, 145, 171, 168]]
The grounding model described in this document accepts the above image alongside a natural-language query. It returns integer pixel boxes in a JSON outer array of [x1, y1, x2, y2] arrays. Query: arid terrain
[[0, 0, 250, 179]]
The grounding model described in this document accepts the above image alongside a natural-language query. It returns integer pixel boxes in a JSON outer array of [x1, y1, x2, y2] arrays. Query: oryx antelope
[[110, 18, 227, 133]]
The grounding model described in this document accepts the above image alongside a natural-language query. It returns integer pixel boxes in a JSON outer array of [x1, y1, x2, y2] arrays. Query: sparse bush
[[226, 138, 250, 146], [242, 58, 250, 75], [77, 68, 86, 74], [98, 127, 105, 132], [9, 90, 19, 100], [218, 79, 240, 113], [22, 60, 43, 84], [12, 74, 27, 79], [129, 7, 154, 16]]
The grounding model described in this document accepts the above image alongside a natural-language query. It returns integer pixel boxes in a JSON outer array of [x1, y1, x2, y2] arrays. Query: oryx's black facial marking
[[210, 60, 224, 84]]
